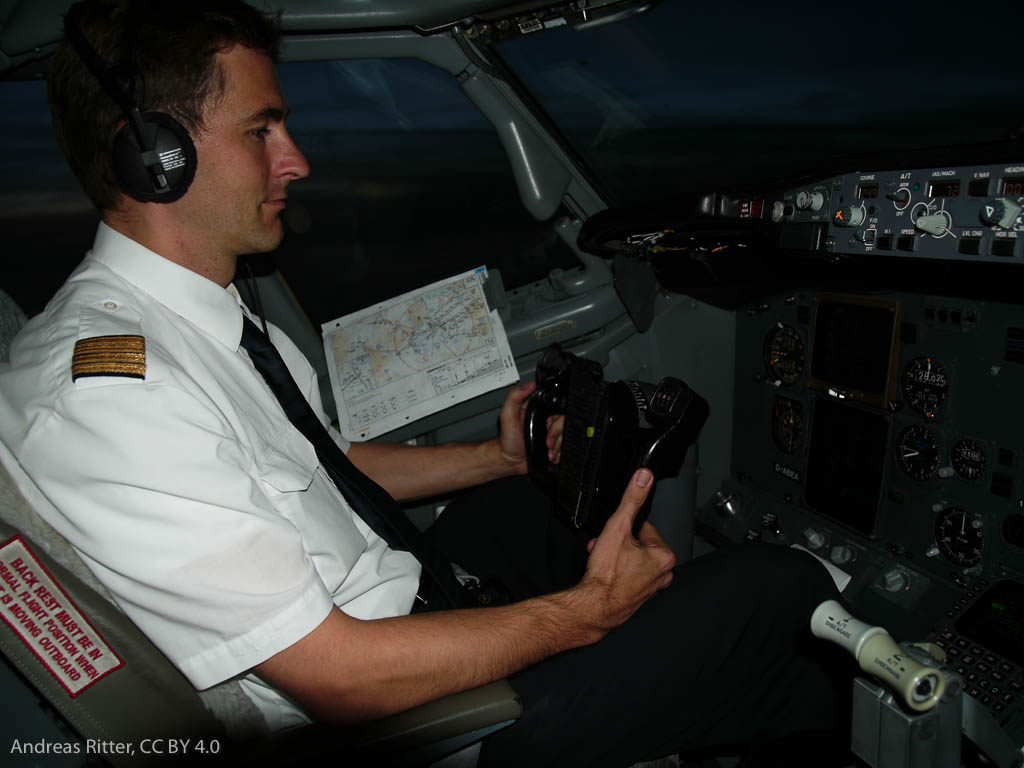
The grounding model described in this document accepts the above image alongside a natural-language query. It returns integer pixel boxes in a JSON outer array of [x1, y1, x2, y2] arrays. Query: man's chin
[[248, 220, 285, 254]]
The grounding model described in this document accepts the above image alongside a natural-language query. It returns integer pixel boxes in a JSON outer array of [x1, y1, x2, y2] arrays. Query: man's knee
[[666, 543, 840, 628]]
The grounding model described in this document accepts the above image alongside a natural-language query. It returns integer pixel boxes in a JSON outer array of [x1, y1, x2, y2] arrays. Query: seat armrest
[[268, 679, 522, 763], [348, 679, 522, 751]]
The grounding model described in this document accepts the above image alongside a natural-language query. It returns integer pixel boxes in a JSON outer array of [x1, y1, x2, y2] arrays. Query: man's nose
[[277, 129, 310, 181]]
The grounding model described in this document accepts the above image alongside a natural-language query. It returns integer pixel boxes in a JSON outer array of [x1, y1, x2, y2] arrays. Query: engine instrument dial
[[771, 396, 803, 454], [901, 357, 948, 418], [952, 438, 987, 480], [934, 507, 984, 567], [764, 324, 805, 386], [895, 425, 941, 481]]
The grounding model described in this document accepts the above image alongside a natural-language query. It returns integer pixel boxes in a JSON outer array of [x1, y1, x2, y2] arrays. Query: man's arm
[[253, 468, 673, 723], [346, 381, 560, 502]]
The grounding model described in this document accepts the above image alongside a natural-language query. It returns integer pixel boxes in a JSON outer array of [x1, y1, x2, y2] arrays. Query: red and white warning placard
[[0, 536, 123, 695]]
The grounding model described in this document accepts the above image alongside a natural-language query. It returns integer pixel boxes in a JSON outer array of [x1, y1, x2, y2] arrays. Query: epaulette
[[71, 335, 146, 381]]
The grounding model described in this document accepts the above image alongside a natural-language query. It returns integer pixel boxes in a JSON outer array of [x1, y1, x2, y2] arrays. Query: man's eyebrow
[[240, 106, 289, 124]]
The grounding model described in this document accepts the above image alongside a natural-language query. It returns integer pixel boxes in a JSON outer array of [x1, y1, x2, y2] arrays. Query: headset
[[62, 2, 197, 203]]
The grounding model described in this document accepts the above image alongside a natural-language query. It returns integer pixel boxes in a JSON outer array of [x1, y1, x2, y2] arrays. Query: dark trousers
[[425, 477, 855, 768]]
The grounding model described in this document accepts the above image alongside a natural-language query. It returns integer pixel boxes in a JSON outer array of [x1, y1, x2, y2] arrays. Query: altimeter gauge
[[901, 357, 948, 418]]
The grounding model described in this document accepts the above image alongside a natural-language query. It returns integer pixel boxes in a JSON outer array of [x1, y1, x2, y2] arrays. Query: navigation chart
[[323, 267, 518, 441]]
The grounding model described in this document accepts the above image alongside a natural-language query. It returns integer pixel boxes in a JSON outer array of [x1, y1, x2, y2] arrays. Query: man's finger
[[510, 380, 536, 406], [604, 468, 654, 536], [636, 519, 667, 548]]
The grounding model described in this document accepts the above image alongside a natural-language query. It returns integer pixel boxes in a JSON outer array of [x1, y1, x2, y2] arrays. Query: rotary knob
[[795, 190, 826, 212], [980, 198, 1022, 228], [833, 205, 866, 228], [803, 528, 826, 549], [882, 568, 908, 592], [830, 545, 854, 565]]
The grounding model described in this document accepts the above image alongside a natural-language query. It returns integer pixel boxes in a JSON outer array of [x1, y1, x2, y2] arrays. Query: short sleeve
[[18, 380, 335, 689]]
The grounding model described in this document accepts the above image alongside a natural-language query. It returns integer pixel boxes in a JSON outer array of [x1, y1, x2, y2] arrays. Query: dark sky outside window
[[1, 1, 1021, 318]]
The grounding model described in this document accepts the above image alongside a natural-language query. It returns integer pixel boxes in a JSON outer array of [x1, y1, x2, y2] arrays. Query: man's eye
[[251, 128, 270, 140]]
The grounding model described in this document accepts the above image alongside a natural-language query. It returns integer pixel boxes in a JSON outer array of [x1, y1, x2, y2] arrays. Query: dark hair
[[49, 0, 281, 211]]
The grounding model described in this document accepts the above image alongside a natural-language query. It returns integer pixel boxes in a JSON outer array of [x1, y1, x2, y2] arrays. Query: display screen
[[1002, 176, 1024, 197], [956, 580, 1024, 666], [928, 179, 961, 197], [810, 300, 896, 395], [804, 399, 888, 536], [857, 183, 879, 199]]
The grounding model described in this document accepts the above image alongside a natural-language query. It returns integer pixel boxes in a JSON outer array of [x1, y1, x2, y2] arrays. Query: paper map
[[323, 267, 518, 441]]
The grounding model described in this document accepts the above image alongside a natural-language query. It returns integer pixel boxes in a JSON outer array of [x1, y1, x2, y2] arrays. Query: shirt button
[[102, 301, 118, 312]]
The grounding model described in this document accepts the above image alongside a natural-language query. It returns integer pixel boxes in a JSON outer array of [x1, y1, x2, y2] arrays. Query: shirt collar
[[87, 222, 245, 350]]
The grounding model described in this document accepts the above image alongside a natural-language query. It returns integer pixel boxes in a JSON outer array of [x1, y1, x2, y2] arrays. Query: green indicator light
[[993, 602, 1006, 610], [913, 182, 921, 191]]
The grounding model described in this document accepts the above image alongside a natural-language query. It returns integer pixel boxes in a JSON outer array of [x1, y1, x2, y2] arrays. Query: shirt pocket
[[256, 424, 366, 596]]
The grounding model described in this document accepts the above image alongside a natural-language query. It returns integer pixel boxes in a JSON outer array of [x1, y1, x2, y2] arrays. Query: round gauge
[[901, 357, 948, 417], [771, 396, 803, 454], [952, 438, 987, 480], [895, 425, 940, 481], [934, 507, 984, 567], [763, 324, 805, 386]]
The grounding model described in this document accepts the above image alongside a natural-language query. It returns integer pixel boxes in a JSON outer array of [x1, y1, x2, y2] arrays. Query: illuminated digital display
[[1002, 176, 1024, 197], [857, 183, 879, 199], [956, 580, 1024, 666], [928, 179, 961, 197]]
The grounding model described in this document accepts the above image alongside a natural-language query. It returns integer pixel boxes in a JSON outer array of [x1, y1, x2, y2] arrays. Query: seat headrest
[[0, 288, 27, 363]]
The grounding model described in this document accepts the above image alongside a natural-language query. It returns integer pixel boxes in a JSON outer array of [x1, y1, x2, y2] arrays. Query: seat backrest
[[0, 288, 26, 363], [0, 287, 270, 751], [0, 441, 231, 766]]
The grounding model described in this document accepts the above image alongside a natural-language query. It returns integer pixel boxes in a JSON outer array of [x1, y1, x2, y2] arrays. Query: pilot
[[0, 1, 853, 765]]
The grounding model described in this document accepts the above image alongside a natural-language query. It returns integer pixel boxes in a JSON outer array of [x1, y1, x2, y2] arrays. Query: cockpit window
[[0, 79, 95, 317], [271, 58, 577, 326], [0, 59, 578, 326], [496, 2, 1024, 205]]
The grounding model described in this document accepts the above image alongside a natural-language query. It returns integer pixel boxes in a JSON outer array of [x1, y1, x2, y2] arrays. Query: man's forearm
[[347, 439, 521, 502], [255, 588, 603, 724], [345, 382, 539, 501]]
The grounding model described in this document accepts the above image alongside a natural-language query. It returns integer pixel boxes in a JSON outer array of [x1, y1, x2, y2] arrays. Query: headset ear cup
[[112, 111, 197, 203]]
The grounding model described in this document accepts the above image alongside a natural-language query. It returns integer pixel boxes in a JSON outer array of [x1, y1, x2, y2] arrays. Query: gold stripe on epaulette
[[72, 335, 146, 381]]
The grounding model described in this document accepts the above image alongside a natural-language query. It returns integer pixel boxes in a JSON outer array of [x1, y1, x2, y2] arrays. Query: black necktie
[[239, 317, 462, 609]]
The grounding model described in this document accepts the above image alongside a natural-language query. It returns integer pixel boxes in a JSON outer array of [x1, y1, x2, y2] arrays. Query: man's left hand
[[496, 381, 564, 475]]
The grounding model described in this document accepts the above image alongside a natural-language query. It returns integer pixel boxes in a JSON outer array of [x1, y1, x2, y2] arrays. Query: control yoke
[[811, 600, 1024, 768]]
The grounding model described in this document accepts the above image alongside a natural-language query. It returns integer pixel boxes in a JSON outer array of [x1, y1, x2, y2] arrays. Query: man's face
[[178, 45, 309, 264]]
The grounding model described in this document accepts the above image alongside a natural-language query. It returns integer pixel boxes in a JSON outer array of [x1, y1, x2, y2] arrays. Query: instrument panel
[[697, 288, 1024, 736], [700, 158, 1024, 266], [716, 289, 1024, 577], [792, 161, 1024, 262]]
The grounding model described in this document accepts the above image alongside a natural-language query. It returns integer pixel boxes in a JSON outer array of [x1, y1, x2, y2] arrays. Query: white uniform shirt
[[0, 223, 420, 729]]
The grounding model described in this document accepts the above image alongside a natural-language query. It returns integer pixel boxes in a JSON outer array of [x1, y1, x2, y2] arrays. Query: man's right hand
[[572, 468, 677, 636]]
